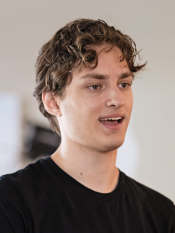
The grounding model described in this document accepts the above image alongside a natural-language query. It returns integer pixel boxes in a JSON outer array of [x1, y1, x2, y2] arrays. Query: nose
[[105, 85, 124, 108]]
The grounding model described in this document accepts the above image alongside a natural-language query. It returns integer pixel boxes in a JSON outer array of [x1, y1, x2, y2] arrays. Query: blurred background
[[0, 0, 174, 202]]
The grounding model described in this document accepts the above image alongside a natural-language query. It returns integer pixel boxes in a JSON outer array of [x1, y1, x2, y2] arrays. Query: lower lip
[[99, 118, 124, 130]]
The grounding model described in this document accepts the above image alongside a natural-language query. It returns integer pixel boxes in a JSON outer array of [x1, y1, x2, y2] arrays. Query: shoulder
[[123, 172, 175, 214], [1, 156, 49, 187], [0, 156, 53, 203], [0, 156, 55, 232], [0, 157, 50, 230], [121, 172, 175, 232], [0, 173, 31, 232]]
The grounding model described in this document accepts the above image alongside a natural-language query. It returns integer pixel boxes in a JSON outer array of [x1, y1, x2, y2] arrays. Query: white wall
[[0, 0, 175, 202], [0, 93, 22, 176]]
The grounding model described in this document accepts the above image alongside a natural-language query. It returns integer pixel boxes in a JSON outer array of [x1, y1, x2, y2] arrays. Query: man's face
[[56, 45, 133, 153]]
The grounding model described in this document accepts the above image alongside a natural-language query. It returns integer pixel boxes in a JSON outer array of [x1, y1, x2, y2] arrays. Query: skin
[[42, 44, 133, 193]]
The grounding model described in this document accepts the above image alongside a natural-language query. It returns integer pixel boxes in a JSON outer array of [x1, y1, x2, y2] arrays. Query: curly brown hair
[[33, 18, 146, 137]]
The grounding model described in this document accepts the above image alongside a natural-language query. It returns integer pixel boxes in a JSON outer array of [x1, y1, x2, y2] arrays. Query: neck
[[51, 141, 119, 193]]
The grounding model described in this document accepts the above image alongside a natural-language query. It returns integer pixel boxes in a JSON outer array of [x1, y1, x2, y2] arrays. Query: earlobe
[[42, 92, 61, 116]]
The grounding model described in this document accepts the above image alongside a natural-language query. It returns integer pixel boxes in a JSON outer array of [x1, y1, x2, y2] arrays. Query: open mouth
[[99, 117, 124, 125]]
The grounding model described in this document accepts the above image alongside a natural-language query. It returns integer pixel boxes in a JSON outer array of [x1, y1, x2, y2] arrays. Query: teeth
[[100, 117, 122, 121]]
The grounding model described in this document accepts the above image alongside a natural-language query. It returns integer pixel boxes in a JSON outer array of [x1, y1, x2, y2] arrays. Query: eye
[[87, 82, 132, 91], [119, 83, 132, 89], [88, 85, 101, 91]]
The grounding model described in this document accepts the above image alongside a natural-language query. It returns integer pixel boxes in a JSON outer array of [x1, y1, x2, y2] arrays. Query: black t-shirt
[[0, 155, 175, 233]]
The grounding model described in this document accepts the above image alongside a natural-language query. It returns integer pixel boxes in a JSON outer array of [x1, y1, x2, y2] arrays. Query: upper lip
[[99, 113, 125, 120]]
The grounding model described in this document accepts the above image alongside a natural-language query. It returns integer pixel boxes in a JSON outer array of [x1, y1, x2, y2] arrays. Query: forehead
[[71, 44, 130, 79], [96, 45, 126, 69], [96, 44, 123, 58]]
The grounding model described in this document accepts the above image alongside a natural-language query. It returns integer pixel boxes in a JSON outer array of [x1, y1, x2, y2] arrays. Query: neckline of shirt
[[44, 155, 126, 201]]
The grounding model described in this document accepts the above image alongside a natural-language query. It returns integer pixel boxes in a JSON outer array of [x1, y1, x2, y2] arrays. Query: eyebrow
[[80, 72, 134, 80]]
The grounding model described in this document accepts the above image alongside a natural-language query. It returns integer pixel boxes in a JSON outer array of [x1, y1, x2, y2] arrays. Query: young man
[[0, 19, 174, 232]]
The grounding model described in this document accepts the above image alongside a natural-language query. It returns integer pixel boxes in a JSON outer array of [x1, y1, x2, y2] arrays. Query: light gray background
[[0, 0, 175, 202]]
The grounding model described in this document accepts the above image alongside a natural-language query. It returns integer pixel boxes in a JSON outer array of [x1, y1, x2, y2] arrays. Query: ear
[[42, 92, 62, 116]]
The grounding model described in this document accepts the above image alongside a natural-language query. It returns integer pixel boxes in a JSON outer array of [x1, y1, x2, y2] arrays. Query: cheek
[[126, 93, 133, 116], [63, 99, 77, 123], [63, 97, 88, 128], [84, 99, 100, 115], [62, 100, 94, 140], [130, 92, 133, 109]]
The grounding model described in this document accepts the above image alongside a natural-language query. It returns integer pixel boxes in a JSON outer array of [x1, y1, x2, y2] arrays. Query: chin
[[113, 141, 124, 149], [111, 135, 125, 145], [99, 140, 124, 152]]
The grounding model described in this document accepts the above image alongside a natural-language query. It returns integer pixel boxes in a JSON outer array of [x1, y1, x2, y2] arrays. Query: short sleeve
[[0, 176, 27, 233]]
